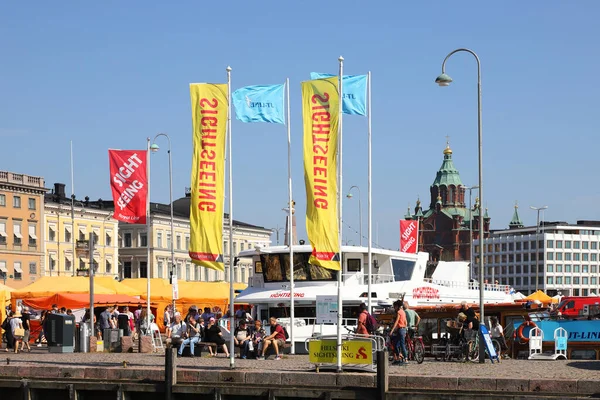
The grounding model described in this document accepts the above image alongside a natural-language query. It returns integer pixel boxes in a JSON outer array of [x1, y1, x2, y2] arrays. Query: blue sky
[[1, 2, 598, 250]]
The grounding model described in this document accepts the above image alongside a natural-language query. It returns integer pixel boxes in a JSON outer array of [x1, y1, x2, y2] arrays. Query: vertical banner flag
[[310, 73, 367, 116], [400, 220, 419, 253], [189, 83, 228, 271], [232, 84, 285, 124], [302, 77, 340, 270], [108, 149, 148, 224]]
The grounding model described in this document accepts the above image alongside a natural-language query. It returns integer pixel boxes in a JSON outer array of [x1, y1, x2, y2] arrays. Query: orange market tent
[[21, 293, 149, 311], [524, 290, 553, 305]]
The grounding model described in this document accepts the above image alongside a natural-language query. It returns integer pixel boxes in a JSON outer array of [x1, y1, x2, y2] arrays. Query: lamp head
[[150, 143, 160, 152], [346, 193, 353, 199], [435, 73, 453, 87]]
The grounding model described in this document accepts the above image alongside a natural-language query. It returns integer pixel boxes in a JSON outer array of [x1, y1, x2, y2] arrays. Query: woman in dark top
[[2, 311, 14, 351], [20, 307, 31, 352], [204, 317, 229, 357]]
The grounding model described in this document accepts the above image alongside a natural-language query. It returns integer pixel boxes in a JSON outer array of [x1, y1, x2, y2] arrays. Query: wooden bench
[[178, 341, 217, 357]]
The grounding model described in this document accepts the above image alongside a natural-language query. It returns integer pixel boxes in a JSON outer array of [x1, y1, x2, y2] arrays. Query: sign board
[[316, 295, 337, 324], [480, 325, 499, 363], [309, 339, 372, 365], [172, 275, 179, 300]]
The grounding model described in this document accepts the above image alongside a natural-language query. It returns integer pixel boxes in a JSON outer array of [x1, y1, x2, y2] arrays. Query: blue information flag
[[232, 84, 285, 124], [310, 73, 367, 116]]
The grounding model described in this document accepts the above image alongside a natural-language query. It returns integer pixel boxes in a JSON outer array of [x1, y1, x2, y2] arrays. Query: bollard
[[165, 347, 177, 400], [376, 349, 388, 400]]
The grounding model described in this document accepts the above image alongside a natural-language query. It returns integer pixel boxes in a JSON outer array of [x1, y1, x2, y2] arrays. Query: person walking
[[490, 316, 508, 359], [2, 311, 14, 352], [10, 312, 23, 354], [389, 300, 408, 364], [20, 307, 31, 352]]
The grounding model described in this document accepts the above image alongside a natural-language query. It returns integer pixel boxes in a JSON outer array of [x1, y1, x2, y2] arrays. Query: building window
[[91, 231, 99, 246], [583, 265, 589, 273], [78, 228, 85, 241], [555, 253, 562, 261], [592, 254, 598, 262], [224, 242, 229, 255], [509, 243, 514, 251], [523, 242, 529, 250], [49, 256, 56, 271], [565, 253, 571, 261], [556, 277, 563, 285], [157, 232, 163, 248], [547, 277, 553, 285], [516, 242, 521, 251], [593, 265, 598, 273], [185, 236, 190, 250], [573, 289, 580, 296], [13, 196, 21, 208], [65, 227, 72, 243], [547, 264, 553, 273], [140, 261, 147, 278], [14, 262, 22, 280], [565, 277, 571, 285], [233, 242, 237, 255], [556, 264, 563, 272], [65, 258, 72, 271], [13, 223, 22, 245], [573, 277, 580, 285], [516, 277, 521, 286], [531, 241, 536, 250], [573, 241, 580, 249], [106, 232, 112, 246], [0, 194, 5, 206], [546, 240, 554, 248], [177, 263, 182, 278], [49, 227, 56, 242], [106, 260, 112, 273], [28, 225, 37, 246], [124, 233, 132, 247], [583, 253, 589, 261], [0, 261, 6, 281], [0, 221, 6, 245], [167, 233, 172, 250], [592, 242, 598, 250], [574, 265, 580, 273], [241, 267, 246, 283], [592, 277, 598, 285], [28, 198, 36, 210], [556, 240, 563, 249], [583, 277, 589, 285], [234, 266, 239, 283], [204, 268, 209, 281], [140, 232, 148, 247], [573, 253, 580, 261], [194, 265, 199, 281], [185, 263, 190, 281], [29, 262, 36, 274], [225, 266, 230, 281], [565, 240, 571, 249], [516, 265, 522, 274], [565, 264, 572, 273], [124, 262, 132, 279], [546, 252, 553, 261], [79, 258, 86, 270], [158, 261, 163, 279], [177, 235, 181, 250]]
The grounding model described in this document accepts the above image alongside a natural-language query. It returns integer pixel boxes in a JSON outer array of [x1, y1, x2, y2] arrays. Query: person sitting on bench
[[166, 312, 186, 348], [257, 317, 285, 360], [205, 317, 229, 357], [234, 319, 251, 359], [178, 316, 203, 357]]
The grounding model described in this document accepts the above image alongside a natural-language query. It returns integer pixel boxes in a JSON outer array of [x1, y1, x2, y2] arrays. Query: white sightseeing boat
[[234, 245, 515, 353]]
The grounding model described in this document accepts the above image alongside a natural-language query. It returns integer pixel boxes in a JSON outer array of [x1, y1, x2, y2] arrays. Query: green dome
[[431, 145, 463, 187]]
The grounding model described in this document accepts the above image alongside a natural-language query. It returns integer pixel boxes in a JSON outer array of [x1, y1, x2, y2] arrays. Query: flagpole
[[70, 140, 76, 277], [367, 71, 372, 314], [337, 55, 344, 373], [226, 66, 235, 370], [286, 78, 295, 355], [146, 138, 151, 333]]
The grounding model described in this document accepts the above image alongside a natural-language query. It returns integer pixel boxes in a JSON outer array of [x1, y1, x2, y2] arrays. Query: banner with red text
[[400, 220, 419, 253], [189, 83, 228, 271], [108, 150, 148, 224], [302, 77, 340, 270]]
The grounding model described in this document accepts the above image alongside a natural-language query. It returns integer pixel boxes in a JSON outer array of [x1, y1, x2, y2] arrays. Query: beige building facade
[[44, 183, 119, 277], [0, 171, 47, 289]]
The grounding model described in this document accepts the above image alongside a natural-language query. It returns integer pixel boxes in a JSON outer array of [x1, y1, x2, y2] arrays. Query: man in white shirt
[[166, 312, 186, 348]]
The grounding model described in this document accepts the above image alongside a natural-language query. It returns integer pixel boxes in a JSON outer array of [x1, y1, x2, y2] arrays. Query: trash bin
[[79, 322, 90, 353], [103, 328, 123, 352]]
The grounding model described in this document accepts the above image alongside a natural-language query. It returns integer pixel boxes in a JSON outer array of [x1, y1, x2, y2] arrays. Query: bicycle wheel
[[468, 340, 479, 362], [491, 339, 501, 359], [414, 340, 425, 364]]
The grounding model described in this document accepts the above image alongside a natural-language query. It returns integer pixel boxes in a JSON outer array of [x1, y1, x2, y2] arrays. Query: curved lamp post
[[530, 205, 548, 292], [346, 186, 362, 246], [435, 48, 484, 363], [150, 134, 175, 314]]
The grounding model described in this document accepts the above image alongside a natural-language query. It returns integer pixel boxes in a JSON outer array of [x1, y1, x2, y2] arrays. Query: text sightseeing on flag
[[302, 76, 340, 271], [310, 73, 367, 116], [189, 83, 228, 271], [108, 149, 148, 224], [232, 84, 285, 124]]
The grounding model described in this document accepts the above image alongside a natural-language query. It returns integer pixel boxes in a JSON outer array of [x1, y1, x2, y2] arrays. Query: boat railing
[[424, 278, 511, 293], [301, 317, 358, 326], [342, 274, 395, 284]]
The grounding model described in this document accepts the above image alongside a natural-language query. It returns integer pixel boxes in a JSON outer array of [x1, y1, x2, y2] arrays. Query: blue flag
[[310, 73, 367, 116], [232, 84, 285, 124]]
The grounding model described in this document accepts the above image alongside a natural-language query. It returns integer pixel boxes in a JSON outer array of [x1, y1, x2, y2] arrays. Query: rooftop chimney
[[54, 183, 66, 200]]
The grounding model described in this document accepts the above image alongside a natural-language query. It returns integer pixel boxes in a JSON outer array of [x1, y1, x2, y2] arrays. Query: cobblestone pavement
[[4, 347, 600, 380]]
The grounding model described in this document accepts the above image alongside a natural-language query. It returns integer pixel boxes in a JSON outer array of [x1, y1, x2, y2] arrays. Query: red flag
[[400, 220, 419, 253], [108, 150, 148, 224]]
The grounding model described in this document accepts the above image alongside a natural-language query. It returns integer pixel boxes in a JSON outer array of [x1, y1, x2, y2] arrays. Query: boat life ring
[[516, 320, 537, 343]]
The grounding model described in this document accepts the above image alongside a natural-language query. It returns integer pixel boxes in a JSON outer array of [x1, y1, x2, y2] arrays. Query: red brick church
[[405, 144, 490, 263]]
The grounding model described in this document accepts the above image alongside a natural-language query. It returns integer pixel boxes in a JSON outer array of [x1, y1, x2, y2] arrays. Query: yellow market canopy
[[12, 276, 116, 299], [525, 290, 553, 304]]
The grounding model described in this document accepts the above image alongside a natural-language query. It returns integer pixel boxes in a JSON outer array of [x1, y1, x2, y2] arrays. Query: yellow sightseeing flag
[[302, 77, 340, 271], [189, 83, 228, 271]]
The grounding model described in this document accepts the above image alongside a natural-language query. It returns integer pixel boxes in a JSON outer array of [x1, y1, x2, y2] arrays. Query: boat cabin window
[[347, 258, 361, 272], [260, 252, 337, 282], [558, 300, 575, 310], [391, 259, 416, 281]]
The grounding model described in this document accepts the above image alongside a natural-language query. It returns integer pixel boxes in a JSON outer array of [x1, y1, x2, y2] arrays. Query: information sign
[[316, 295, 337, 324], [308, 339, 372, 364], [172, 275, 179, 300], [480, 325, 499, 363]]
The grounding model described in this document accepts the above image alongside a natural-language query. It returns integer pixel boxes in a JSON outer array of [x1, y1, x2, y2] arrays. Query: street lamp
[[530, 205, 548, 292], [271, 226, 283, 245], [150, 134, 175, 313], [436, 48, 484, 363], [346, 186, 362, 246], [464, 185, 479, 280]]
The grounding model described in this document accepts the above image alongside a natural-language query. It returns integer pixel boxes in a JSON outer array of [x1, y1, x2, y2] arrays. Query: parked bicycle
[[405, 328, 425, 364], [467, 332, 501, 362]]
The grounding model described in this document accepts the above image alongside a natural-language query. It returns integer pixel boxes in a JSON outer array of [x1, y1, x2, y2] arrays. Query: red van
[[556, 297, 600, 317]]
